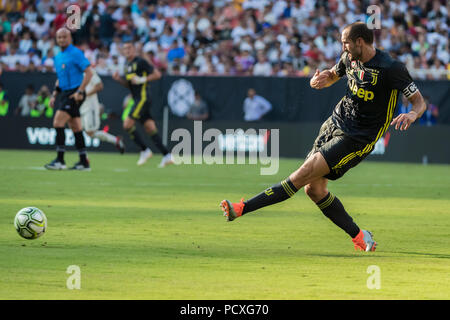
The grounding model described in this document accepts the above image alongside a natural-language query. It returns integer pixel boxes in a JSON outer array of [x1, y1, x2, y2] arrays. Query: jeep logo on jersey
[[168, 79, 195, 117], [349, 79, 375, 101]]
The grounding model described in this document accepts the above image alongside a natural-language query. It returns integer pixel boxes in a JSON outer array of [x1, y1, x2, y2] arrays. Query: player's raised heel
[[352, 230, 377, 252]]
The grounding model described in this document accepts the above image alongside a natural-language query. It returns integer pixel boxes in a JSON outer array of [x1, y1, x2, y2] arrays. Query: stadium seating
[[0, 0, 448, 79]]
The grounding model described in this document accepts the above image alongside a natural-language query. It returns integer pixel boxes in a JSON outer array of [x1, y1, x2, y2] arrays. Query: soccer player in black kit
[[113, 42, 173, 167], [220, 22, 427, 252]]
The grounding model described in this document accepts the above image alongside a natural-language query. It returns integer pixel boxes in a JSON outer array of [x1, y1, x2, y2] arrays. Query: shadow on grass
[[304, 252, 390, 259], [389, 251, 450, 259]]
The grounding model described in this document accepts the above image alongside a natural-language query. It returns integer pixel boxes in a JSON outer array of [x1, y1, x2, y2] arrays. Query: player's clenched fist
[[310, 69, 332, 89]]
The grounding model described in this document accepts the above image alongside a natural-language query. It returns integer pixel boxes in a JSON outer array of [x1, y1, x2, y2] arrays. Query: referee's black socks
[[74, 131, 88, 164], [55, 127, 65, 163], [316, 192, 360, 238], [242, 178, 298, 215]]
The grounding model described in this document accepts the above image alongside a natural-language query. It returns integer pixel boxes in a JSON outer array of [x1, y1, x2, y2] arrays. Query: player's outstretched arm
[[390, 91, 426, 131], [310, 67, 341, 90]]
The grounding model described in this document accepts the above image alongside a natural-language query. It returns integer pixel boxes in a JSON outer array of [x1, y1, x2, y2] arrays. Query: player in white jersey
[[80, 70, 125, 153]]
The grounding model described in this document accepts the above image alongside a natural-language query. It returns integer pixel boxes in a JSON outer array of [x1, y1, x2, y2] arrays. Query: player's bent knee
[[304, 184, 313, 197], [144, 121, 156, 134], [290, 154, 330, 189], [53, 111, 70, 128], [68, 119, 82, 132], [292, 162, 314, 184], [123, 118, 135, 131], [53, 115, 62, 127], [123, 122, 132, 131], [53, 119, 66, 128], [304, 184, 328, 202]]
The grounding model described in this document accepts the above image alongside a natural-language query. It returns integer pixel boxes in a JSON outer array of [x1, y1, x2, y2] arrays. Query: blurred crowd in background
[[0, 0, 449, 79]]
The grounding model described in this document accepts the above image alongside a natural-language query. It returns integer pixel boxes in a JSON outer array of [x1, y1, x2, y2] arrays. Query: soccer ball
[[14, 207, 47, 239]]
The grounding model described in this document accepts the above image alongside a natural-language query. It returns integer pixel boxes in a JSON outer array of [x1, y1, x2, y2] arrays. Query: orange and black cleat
[[352, 230, 377, 252], [220, 198, 245, 222]]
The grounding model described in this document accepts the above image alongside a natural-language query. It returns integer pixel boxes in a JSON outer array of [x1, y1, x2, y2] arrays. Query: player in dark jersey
[[220, 22, 427, 252], [113, 41, 173, 167]]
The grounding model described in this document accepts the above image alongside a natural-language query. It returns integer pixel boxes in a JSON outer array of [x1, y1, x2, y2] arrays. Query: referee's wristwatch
[[76, 90, 86, 98]]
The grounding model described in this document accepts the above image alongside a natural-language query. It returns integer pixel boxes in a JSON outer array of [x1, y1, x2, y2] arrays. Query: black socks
[[150, 130, 169, 156], [74, 131, 88, 164], [316, 192, 360, 238], [126, 125, 170, 155], [127, 126, 147, 151], [238, 178, 360, 239], [55, 127, 65, 162], [56, 128, 88, 164], [242, 178, 298, 215]]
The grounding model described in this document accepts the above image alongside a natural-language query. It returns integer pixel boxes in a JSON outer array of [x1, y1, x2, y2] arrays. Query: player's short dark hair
[[345, 22, 374, 44]]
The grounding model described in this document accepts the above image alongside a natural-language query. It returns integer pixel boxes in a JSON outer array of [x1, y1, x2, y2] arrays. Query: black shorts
[[306, 117, 374, 180], [56, 88, 85, 118], [128, 97, 153, 123]]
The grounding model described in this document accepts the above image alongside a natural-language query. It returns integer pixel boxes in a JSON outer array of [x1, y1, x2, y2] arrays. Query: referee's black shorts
[[55, 87, 86, 118], [306, 116, 373, 180]]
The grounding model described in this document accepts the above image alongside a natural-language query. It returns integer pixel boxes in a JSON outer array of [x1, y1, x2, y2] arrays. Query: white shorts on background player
[[80, 71, 102, 132]]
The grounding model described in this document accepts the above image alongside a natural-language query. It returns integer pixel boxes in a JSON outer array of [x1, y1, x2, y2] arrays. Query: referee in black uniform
[[220, 22, 427, 252], [45, 27, 94, 171]]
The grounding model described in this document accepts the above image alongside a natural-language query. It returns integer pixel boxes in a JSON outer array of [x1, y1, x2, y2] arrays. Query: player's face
[[341, 29, 362, 60], [123, 44, 135, 60]]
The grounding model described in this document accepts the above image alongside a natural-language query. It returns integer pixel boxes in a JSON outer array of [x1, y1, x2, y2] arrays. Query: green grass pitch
[[0, 149, 449, 299]]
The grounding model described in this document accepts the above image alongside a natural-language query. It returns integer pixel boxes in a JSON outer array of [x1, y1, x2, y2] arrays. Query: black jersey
[[124, 56, 154, 100], [333, 49, 418, 144]]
